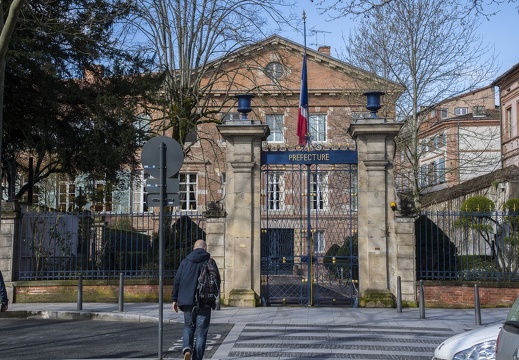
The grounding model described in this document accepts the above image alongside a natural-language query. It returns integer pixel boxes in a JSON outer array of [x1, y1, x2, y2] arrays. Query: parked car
[[496, 295, 519, 360], [432, 323, 501, 360]]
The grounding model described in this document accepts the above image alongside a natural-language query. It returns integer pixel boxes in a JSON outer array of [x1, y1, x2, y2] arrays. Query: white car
[[432, 323, 502, 360], [496, 295, 519, 360]]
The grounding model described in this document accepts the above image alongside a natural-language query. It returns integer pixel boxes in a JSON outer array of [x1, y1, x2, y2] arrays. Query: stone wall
[[418, 282, 519, 308], [12, 280, 173, 303]]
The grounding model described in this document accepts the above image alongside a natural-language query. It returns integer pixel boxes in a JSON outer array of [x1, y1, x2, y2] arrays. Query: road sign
[[146, 194, 180, 207], [141, 136, 184, 178], [145, 178, 180, 194]]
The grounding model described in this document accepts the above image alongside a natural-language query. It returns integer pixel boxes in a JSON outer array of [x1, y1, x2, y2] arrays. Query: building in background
[[19, 35, 402, 216], [397, 86, 500, 194], [493, 62, 519, 168]]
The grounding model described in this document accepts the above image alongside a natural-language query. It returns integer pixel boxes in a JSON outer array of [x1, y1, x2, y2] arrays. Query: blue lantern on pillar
[[363, 91, 385, 118], [236, 94, 255, 120]]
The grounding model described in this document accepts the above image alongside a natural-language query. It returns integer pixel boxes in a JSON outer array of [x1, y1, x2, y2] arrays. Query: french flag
[[297, 54, 309, 146]]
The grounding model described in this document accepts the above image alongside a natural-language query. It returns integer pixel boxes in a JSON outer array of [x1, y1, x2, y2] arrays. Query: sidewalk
[[4, 302, 511, 360], [6, 301, 509, 328]]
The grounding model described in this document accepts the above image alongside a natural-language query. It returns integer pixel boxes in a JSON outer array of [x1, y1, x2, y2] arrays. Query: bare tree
[[312, 0, 513, 17], [127, 0, 297, 143], [342, 0, 498, 209], [124, 0, 297, 205]]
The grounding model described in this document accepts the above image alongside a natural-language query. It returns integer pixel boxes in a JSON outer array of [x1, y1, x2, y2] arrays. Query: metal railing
[[17, 209, 206, 281], [417, 210, 519, 281]]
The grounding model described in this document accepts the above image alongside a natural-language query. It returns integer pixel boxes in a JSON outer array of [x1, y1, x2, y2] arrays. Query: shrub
[[460, 195, 495, 212]]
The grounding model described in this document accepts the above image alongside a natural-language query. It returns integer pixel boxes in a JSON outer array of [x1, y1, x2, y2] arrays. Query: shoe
[[183, 350, 191, 360]]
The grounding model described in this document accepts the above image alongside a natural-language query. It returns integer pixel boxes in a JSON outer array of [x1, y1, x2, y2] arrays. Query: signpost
[[140, 136, 184, 360]]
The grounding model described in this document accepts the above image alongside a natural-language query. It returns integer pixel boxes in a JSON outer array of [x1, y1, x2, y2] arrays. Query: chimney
[[318, 46, 331, 56]]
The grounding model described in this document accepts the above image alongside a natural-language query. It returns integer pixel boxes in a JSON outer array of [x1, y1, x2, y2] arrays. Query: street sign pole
[[140, 136, 184, 360], [158, 142, 165, 360]]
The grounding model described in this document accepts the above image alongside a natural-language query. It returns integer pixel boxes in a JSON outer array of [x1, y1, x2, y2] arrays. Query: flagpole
[[296, 10, 309, 147], [303, 11, 307, 55], [302, 11, 309, 147]]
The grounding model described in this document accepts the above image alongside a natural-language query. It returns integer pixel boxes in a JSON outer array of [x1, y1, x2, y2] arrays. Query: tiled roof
[[420, 165, 519, 207]]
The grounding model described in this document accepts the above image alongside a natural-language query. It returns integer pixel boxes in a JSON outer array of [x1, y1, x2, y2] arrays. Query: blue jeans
[[182, 305, 211, 360]]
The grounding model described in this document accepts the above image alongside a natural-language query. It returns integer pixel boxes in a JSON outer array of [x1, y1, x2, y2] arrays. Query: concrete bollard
[[419, 280, 425, 319], [77, 273, 83, 311], [118, 273, 124, 312], [397, 276, 402, 313], [474, 284, 481, 325]]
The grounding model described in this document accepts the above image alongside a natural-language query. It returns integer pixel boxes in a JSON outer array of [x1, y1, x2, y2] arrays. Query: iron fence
[[17, 209, 206, 281], [417, 210, 519, 281]]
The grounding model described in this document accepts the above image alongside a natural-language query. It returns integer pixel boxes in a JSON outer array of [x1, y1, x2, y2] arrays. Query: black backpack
[[196, 259, 219, 306]]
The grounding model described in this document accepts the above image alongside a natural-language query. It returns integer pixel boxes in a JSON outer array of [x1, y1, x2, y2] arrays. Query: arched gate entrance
[[260, 145, 359, 306]]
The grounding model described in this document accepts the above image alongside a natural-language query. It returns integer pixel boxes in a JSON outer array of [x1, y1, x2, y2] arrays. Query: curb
[[1, 310, 180, 324]]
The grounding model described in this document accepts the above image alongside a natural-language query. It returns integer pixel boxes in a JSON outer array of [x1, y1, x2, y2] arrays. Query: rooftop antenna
[[310, 29, 331, 48]]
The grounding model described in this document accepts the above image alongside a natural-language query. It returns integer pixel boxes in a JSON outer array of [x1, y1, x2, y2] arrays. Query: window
[[310, 172, 327, 210], [111, 172, 131, 213], [179, 173, 197, 210], [419, 164, 427, 187], [309, 114, 327, 142], [473, 106, 486, 117], [133, 172, 149, 213], [455, 107, 468, 116], [440, 108, 448, 119], [420, 140, 427, 153], [420, 158, 446, 187], [313, 230, 325, 254], [266, 114, 284, 142], [433, 135, 439, 149], [265, 62, 284, 80], [437, 157, 446, 183], [93, 181, 112, 212], [427, 162, 435, 185], [506, 107, 513, 138], [266, 172, 284, 210], [59, 182, 76, 212]]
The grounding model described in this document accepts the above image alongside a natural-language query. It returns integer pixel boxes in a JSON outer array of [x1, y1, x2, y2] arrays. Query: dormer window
[[455, 107, 468, 116], [473, 106, 486, 117]]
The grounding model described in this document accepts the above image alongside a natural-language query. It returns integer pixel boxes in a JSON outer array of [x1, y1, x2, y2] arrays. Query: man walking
[[172, 239, 221, 360]]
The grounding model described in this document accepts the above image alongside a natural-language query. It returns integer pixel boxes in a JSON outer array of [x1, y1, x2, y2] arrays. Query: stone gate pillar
[[348, 93, 403, 307], [216, 96, 269, 307], [0, 201, 21, 302]]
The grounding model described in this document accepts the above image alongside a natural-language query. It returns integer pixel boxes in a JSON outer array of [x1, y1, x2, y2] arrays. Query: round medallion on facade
[[265, 62, 284, 79]]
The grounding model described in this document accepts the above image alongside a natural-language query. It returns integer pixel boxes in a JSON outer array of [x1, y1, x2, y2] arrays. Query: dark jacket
[[0, 271, 8, 305], [171, 248, 221, 310]]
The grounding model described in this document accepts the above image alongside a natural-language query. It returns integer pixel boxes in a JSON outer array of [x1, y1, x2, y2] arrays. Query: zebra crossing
[[223, 323, 457, 359]]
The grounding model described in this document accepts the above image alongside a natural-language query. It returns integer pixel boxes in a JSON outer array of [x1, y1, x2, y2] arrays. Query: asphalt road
[[0, 319, 233, 359]]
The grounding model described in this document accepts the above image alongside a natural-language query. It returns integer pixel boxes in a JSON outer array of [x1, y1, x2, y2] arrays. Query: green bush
[[460, 196, 495, 212], [503, 198, 519, 212], [503, 198, 519, 231]]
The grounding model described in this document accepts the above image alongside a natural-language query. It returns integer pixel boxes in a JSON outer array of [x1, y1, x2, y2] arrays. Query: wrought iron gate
[[260, 146, 359, 306]]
